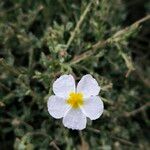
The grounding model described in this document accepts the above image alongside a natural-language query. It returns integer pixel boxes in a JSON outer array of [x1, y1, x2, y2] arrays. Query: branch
[[71, 14, 150, 64], [124, 102, 150, 117]]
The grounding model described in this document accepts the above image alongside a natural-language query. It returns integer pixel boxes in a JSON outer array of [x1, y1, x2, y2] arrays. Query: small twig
[[12, 118, 33, 130], [70, 40, 109, 65], [50, 141, 60, 150], [87, 128, 137, 147], [101, 84, 113, 91], [87, 127, 101, 134], [116, 43, 135, 77], [111, 136, 137, 146], [79, 131, 89, 150], [124, 102, 150, 117], [58, 0, 69, 16], [79, 131, 84, 144], [112, 14, 150, 39], [135, 66, 150, 88], [101, 97, 113, 105], [65, 2, 93, 50], [27, 131, 50, 138], [0, 58, 20, 76], [29, 48, 34, 74], [88, 128, 137, 147], [0, 82, 10, 92]]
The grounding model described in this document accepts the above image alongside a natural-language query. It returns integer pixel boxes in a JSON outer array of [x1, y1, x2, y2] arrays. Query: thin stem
[[65, 2, 93, 50], [29, 48, 34, 74]]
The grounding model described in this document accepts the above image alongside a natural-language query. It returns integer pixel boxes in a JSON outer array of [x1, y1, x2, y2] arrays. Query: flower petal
[[63, 108, 86, 130], [81, 96, 104, 120], [47, 96, 70, 119], [77, 74, 100, 98], [53, 75, 75, 98]]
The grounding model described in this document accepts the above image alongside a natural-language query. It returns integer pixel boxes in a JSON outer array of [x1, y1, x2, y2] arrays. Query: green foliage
[[0, 0, 149, 149]]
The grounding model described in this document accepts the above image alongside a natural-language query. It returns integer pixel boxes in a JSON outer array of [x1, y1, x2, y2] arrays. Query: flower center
[[67, 92, 83, 108]]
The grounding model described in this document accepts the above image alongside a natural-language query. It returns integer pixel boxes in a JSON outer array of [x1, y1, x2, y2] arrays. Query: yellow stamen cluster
[[67, 92, 83, 108]]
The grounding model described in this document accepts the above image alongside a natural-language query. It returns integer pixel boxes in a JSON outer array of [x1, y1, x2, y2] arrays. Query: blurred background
[[0, 0, 150, 149]]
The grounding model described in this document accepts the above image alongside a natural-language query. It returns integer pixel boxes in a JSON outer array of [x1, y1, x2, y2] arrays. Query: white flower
[[47, 74, 104, 130]]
